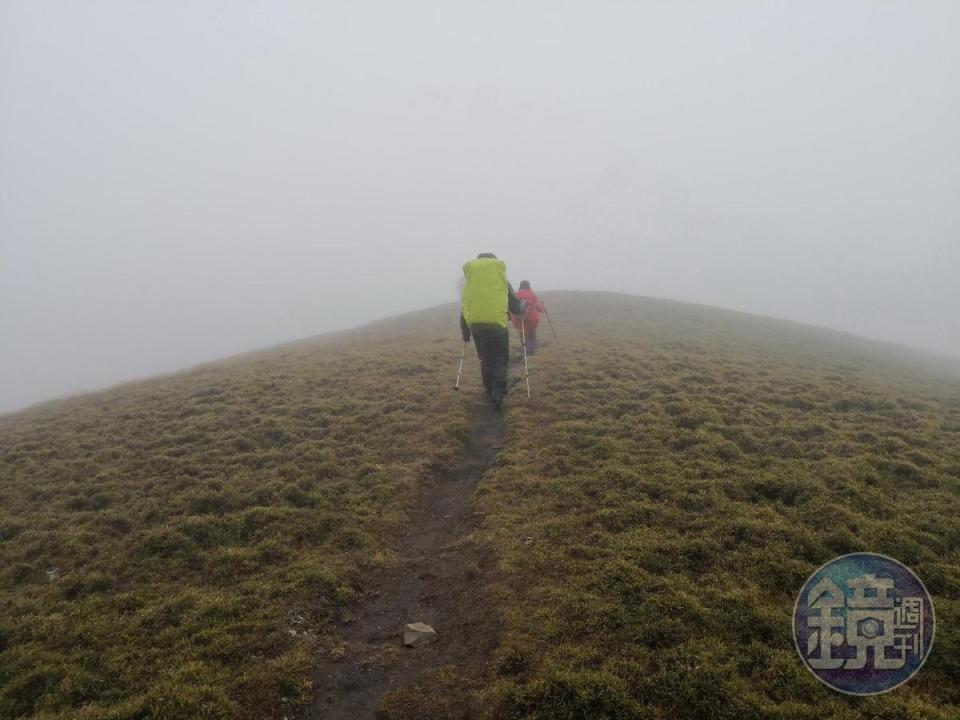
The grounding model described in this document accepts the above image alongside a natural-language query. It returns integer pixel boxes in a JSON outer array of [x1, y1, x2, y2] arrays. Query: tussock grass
[[476, 292, 960, 719], [0, 310, 471, 719], [4, 293, 960, 719]]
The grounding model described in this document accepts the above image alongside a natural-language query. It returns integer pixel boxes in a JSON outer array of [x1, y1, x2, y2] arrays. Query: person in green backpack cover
[[459, 253, 525, 410]]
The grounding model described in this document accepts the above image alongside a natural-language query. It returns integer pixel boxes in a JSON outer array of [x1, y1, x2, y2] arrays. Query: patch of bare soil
[[303, 400, 504, 719]]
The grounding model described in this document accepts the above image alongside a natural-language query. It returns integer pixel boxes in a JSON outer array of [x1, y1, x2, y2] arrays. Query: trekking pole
[[453, 341, 467, 391], [543, 306, 559, 342], [519, 319, 531, 398]]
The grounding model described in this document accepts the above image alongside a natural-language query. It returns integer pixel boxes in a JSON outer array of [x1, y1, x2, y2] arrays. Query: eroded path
[[304, 400, 503, 719]]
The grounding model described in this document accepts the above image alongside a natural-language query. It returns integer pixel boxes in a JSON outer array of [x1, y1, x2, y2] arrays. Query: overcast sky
[[2, 1, 958, 414]]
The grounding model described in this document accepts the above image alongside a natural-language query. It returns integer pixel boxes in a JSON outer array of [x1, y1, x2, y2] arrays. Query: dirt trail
[[304, 400, 504, 719]]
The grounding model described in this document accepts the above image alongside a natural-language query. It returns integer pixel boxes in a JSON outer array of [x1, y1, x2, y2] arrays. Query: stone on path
[[403, 622, 438, 648]]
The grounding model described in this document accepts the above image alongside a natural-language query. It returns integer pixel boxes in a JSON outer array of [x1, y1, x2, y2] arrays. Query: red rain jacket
[[512, 288, 545, 332]]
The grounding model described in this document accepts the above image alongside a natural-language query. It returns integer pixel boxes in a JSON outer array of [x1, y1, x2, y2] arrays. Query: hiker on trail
[[511, 280, 546, 355], [459, 253, 524, 410]]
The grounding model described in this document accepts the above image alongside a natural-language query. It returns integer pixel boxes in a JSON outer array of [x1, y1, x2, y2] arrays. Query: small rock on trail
[[403, 622, 438, 648]]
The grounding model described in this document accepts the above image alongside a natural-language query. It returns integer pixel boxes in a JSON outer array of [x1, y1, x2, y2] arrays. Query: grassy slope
[[2, 292, 959, 719], [0, 306, 472, 719], [477, 292, 960, 719]]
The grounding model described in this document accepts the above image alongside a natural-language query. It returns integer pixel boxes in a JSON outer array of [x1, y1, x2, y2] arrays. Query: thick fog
[[2, 2, 958, 414]]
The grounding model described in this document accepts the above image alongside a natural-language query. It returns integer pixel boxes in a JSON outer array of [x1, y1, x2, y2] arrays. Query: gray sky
[[2, 1, 958, 414]]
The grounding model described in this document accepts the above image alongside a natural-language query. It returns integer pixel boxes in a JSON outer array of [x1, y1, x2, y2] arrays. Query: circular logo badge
[[793, 553, 935, 695]]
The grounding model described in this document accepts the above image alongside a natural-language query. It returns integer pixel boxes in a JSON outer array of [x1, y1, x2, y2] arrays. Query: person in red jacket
[[511, 280, 546, 355]]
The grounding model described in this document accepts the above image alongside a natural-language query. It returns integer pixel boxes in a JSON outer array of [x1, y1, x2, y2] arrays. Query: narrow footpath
[[304, 401, 504, 719]]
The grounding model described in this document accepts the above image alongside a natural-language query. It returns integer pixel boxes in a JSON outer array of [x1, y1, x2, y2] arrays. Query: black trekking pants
[[472, 327, 509, 400]]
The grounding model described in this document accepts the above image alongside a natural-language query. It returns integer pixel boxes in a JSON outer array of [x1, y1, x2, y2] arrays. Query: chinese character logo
[[793, 553, 935, 695]]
